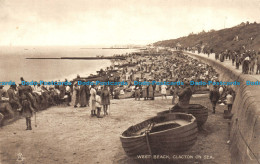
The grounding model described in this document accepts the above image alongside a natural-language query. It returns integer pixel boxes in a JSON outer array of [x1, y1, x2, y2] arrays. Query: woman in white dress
[[161, 84, 167, 99], [90, 86, 97, 116], [71, 82, 79, 107]]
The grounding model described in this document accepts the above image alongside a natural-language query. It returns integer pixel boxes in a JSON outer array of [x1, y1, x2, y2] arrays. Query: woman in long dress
[[155, 81, 160, 93], [79, 85, 87, 107], [71, 82, 80, 108], [101, 86, 110, 116], [148, 81, 154, 100], [96, 91, 103, 118], [90, 86, 97, 116], [142, 85, 148, 100], [161, 84, 167, 99], [86, 86, 90, 107]]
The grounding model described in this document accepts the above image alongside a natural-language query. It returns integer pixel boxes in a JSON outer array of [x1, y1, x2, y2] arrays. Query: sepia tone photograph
[[0, 0, 260, 163]]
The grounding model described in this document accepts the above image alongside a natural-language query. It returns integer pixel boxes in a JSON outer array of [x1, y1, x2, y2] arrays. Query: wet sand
[[0, 94, 230, 164]]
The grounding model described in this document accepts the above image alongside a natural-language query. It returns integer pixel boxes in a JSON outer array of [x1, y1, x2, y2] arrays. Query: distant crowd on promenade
[[198, 48, 260, 75]]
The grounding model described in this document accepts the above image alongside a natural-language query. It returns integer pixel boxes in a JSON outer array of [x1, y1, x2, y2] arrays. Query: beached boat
[[120, 113, 198, 157], [157, 104, 208, 127]]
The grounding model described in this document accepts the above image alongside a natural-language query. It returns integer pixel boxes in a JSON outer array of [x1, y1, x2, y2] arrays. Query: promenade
[[185, 51, 260, 81], [184, 50, 260, 164]]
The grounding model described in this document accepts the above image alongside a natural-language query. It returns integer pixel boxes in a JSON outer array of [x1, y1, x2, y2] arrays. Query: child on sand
[[161, 84, 167, 99], [21, 95, 35, 130], [96, 91, 102, 118]]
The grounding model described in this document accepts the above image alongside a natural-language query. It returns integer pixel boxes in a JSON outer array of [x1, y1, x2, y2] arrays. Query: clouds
[[0, 0, 259, 46]]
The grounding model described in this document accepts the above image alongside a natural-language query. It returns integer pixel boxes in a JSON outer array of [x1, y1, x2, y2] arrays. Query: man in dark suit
[[177, 82, 192, 112], [209, 85, 220, 114], [134, 78, 142, 101]]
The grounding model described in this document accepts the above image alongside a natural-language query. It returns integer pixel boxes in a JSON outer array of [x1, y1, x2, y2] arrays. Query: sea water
[[0, 46, 138, 87]]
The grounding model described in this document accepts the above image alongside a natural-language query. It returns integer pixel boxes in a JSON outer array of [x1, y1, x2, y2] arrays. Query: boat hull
[[157, 104, 208, 127], [120, 113, 198, 157]]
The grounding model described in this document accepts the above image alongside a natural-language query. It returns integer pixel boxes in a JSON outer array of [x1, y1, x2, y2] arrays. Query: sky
[[0, 0, 260, 46]]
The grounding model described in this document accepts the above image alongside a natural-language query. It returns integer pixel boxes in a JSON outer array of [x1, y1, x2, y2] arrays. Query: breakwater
[[26, 56, 126, 60]]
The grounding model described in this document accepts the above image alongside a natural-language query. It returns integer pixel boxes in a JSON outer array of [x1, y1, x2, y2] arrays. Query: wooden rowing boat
[[157, 104, 208, 127], [120, 113, 198, 157]]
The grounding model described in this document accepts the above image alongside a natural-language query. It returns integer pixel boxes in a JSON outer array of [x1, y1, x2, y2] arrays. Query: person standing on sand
[[249, 56, 256, 74], [209, 85, 220, 114], [85, 85, 90, 107], [161, 83, 167, 99], [71, 82, 80, 108], [101, 85, 110, 116], [134, 79, 141, 101], [79, 83, 87, 107], [21, 94, 35, 130], [96, 91, 103, 118], [147, 79, 154, 100], [142, 78, 148, 100], [155, 79, 160, 93], [59, 84, 66, 100], [114, 86, 120, 99], [65, 85, 71, 106], [90, 85, 97, 116], [109, 85, 114, 99]]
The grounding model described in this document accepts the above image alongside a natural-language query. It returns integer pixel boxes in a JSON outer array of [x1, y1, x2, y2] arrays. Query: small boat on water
[[120, 113, 198, 157], [157, 104, 208, 127]]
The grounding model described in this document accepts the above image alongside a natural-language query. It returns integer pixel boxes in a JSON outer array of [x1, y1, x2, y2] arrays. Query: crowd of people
[[200, 48, 260, 75], [70, 82, 110, 118], [116, 51, 236, 114], [0, 50, 238, 130], [0, 77, 112, 129], [120, 52, 214, 95]]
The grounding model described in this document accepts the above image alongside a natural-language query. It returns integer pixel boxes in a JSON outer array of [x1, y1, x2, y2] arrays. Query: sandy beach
[[0, 94, 231, 164]]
